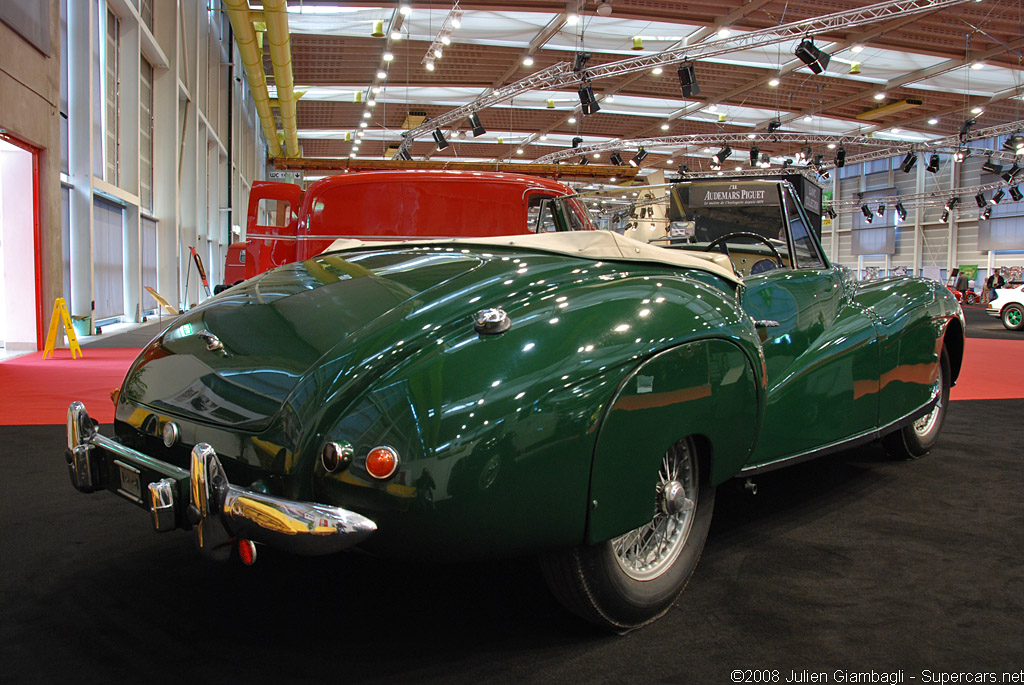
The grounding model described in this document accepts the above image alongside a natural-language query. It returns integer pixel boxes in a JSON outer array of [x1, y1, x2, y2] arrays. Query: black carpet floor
[[2, 396, 1021, 683]]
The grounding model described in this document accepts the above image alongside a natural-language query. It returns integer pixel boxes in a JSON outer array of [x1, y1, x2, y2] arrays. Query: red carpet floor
[[0, 338, 1021, 425], [0, 348, 140, 426]]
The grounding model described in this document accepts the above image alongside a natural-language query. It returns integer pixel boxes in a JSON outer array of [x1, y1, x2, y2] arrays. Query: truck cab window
[[528, 194, 560, 233]]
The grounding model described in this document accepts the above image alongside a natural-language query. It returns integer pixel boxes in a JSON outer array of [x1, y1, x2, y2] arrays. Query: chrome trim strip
[[739, 394, 939, 476], [90, 433, 190, 480]]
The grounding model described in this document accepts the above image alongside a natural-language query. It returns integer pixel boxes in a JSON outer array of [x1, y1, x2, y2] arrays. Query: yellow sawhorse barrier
[[43, 298, 83, 359]]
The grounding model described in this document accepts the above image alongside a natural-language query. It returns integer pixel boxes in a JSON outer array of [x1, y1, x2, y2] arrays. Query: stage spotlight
[[628, 148, 648, 167], [825, 205, 837, 219], [959, 118, 976, 136], [794, 38, 830, 74], [1010, 186, 1023, 202], [835, 146, 846, 168], [900, 152, 918, 173], [432, 128, 449, 149], [713, 144, 732, 164], [609, 152, 624, 166], [991, 189, 1005, 204], [982, 155, 1003, 174], [467, 112, 486, 137], [782, 158, 794, 168], [980, 206, 992, 220], [1003, 134, 1024, 153], [750, 147, 760, 165], [397, 148, 412, 161], [975, 193, 988, 208], [860, 205, 873, 223], [876, 204, 886, 217], [941, 208, 950, 222], [571, 136, 583, 149], [677, 62, 700, 98], [1002, 164, 1023, 183], [767, 120, 782, 133], [926, 153, 940, 173], [895, 201, 907, 222], [577, 83, 600, 115]]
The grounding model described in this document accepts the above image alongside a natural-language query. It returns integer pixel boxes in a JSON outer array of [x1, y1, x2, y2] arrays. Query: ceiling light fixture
[[421, 2, 463, 69]]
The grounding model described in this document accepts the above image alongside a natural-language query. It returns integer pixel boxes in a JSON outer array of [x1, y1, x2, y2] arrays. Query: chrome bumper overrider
[[65, 401, 376, 561]]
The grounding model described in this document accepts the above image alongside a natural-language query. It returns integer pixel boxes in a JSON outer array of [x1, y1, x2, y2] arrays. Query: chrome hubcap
[[612, 442, 697, 581], [913, 360, 945, 437]]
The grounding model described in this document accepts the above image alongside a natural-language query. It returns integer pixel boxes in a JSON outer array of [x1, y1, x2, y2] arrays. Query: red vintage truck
[[218, 170, 593, 291]]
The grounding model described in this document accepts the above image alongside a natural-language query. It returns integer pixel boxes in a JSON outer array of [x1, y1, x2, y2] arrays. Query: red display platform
[[0, 348, 139, 426]]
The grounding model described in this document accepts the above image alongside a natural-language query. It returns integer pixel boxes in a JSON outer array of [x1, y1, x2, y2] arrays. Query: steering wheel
[[704, 231, 784, 275]]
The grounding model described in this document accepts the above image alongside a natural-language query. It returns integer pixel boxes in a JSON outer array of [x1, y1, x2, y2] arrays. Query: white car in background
[[987, 285, 1024, 330]]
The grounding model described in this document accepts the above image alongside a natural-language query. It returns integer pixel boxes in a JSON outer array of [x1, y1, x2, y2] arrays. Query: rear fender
[[585, 338, 759, 545]]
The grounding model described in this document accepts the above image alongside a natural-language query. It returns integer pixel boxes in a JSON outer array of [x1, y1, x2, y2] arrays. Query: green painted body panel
[[742, 268, 879, 464], [853, 276, 960, 425], [586, 339, 759, 544]]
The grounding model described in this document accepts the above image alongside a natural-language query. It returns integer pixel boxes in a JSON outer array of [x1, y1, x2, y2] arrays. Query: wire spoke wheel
[[611, 443, 697, 581], [539, 437, 714, 632]]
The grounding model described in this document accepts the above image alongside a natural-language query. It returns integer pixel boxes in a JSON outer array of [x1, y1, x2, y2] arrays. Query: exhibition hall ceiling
[[259, 0, 1024, 176]]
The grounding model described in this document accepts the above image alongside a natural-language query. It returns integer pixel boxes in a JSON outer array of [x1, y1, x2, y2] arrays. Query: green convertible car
[[65, 180, 964, 631]]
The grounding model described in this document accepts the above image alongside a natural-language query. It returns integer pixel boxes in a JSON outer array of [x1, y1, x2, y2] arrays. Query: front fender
[[586, 338, 760, 545]]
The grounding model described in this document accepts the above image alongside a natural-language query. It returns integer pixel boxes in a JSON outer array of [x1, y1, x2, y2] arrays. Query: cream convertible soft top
[[323, 231, 740, 285]]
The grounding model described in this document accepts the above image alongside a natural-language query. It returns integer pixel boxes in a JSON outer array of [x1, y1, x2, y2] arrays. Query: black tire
[[540, 438, 714, 632], [882, 347, 951, 459], [1002, 304, 1024, 331], [965, 291, 977, 305]]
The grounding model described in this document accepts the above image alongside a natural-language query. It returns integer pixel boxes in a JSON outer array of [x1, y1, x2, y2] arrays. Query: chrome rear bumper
[[65, 401, 376, 561]]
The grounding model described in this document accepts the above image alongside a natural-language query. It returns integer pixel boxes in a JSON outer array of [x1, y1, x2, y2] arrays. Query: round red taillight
[[366, 446, 399, 480], [237, 538, 257, 566]]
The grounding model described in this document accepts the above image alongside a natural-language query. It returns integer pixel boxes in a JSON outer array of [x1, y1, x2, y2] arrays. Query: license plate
[[114, 460, 143, 504]]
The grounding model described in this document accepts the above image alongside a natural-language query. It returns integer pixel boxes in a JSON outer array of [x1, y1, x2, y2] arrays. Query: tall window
[[140, 0, 154, 33], [103, 7, 119, 184], [140, 58, 154, 211]]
